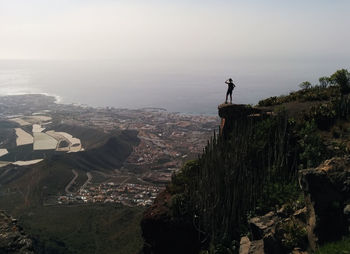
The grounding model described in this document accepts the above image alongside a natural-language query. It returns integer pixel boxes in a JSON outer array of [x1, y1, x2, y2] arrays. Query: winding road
[[80, 172, 92, 189], [65, 169, 78, 194]]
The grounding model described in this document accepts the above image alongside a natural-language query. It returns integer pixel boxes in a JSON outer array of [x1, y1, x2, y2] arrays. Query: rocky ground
[[0, 211, 33, 254], [239, 156, 350, 254]]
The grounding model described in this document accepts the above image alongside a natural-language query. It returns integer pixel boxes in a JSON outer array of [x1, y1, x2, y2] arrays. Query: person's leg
[[225, 90, 229, 103], [230, 91, 232, 103]]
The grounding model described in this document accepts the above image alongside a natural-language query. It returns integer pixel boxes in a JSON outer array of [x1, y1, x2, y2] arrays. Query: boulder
[[299, 157, 350, 250], [249, 208, 308, 254], [239, 236, 264, 254], [239, 236, 251, 254], [249, 212, 277, 240]]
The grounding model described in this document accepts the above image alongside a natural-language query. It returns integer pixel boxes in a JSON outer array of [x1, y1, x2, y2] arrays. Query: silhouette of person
[[225, 78, 236, 103]]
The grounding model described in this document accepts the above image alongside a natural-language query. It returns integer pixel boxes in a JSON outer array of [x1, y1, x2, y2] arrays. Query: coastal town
[[58, 182, 162, 207], [0, 94, 219, 207], [55, 105, 218, 207]]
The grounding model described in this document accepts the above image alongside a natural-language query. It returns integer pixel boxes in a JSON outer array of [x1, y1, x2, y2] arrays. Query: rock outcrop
[[218, 104, 269, 136], [238, 155, 350, 254], [218, 104, 262, 119], [140, 190, 200, 254], [244, 207, 308, 254], [0, 211, 34, 254], [239, 236, 264, 254], [299, 157, 350, 250]]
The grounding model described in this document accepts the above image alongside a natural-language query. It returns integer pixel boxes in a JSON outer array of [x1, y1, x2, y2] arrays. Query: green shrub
[[255, 182, 302, 215], [298, 120, 328, 168], [257, 85, 340, 107], [171, 193, 190, 217], [330, 69, 350, 95], [315, 235, 350, 254], [299, 81, 312, 90], [319, 76, 332, 88], [306, 103, 336, 130], [276, 219, 308, 251], [168, 160, 200, 194], [258, 96, 279, 106]]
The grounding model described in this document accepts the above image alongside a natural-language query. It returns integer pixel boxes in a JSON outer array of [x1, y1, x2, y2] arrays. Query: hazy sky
[[1, 1, 350, 113], [1, 0, 350, 62]]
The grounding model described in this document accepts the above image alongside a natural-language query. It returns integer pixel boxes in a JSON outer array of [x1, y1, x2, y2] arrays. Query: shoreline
[[0, 91, 62, 104], [0, 93, 218, 117]]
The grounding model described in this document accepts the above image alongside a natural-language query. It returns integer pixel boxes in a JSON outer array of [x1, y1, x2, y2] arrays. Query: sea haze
[[0, 59, 348, 114]]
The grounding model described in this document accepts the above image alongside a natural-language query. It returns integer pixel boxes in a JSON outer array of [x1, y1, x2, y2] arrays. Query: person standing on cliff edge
[[225, 78, 236, 104]]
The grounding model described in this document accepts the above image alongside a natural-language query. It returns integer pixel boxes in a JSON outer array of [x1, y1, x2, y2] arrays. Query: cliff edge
[[218, 104, 270, 135]]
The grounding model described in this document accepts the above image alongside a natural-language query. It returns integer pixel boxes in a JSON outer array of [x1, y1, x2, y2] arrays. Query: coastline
[[0, 90, 62, 104], [0, 92, 218, 116]]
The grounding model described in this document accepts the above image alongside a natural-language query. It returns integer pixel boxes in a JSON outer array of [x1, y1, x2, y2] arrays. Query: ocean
[[0, 59, 347, 114]]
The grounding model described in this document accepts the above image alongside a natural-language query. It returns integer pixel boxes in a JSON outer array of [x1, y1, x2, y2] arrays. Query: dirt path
[[120, 177, 130, 185]]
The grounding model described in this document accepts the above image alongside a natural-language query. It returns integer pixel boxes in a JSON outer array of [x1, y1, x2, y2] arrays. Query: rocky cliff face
[[0, 211, 34, 254], [141, 103, 350, 254], [299, 157, 350, 250], [140, 190, 200, 254]]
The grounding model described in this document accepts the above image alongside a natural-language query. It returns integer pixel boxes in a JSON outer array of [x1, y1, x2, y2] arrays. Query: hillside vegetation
[[0, 126, 141, 253], [16, 204, 144, 254], [165, 69, 350, 253]]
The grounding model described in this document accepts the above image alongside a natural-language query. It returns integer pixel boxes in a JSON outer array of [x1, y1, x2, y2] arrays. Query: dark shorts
[[226, 88, 233, 95]]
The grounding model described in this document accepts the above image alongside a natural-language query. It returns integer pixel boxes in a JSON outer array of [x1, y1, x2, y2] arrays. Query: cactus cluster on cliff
[[171, 112, 301, 250]]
